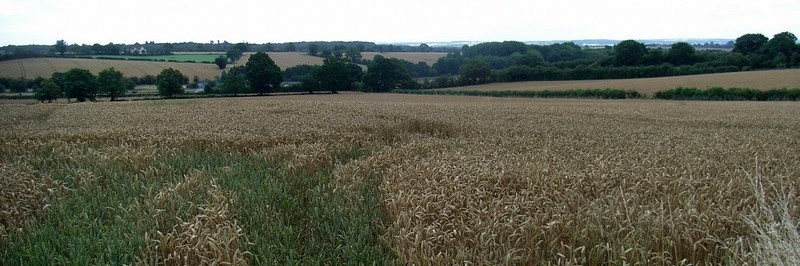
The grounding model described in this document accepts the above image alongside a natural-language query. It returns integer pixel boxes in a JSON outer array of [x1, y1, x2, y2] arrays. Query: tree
[[345, 48, 362, 62], [614, 40, 647, 66], [214, 56, 228, 69], [97, 68, 126, 101], [55, 40, 67, 56], [733, 33, 768, 55], [287, 43, 297, 52], [364, 56, 414, 92], [459, 60, 491, 85], [245, 52, 283, 95], [226, 48, 243, 63], [510, 50, 544, 67], [668, 42, 696, 65], [312, 58, 363, 93], [34, 80, 63, 103], [765, 32, 798, 63], [223, 66, 248, 95], [419, 43, 432, 52], [156, 68, 187, 98], [308, 44, 320, 56], [63, 68, 98, 102]]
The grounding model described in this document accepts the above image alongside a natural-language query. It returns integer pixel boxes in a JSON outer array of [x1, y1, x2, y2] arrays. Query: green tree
[[510, 50, 545, 67], [459, 60, 491, 85], [733, 33, 768, 55], [364, 56, 414, 92], [156, 68, 187, 98], [765, 32, 798, 63], [224, 66, 248, 95], [668, 42, 696, 65], [345, 48, 362, 62], [97, 68, 126, 101], [308, 44, 320, 56], [287, 43, 297, 52], [226, 48, 243, 63], [215, 56, 228, 69], [614, 40, 647, 66], [63, 68, 98, 102], [34, 80, 63, 103], [245, 52, 283, 95], [313, 58, 363, 93], [55, 40, 67, 56]]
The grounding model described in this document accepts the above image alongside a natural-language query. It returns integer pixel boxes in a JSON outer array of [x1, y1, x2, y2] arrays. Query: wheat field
[[444, 69, 800, 94], [0, 58, 225, 80], [362, 52, 448, 65], [1, 94, 799, 264]]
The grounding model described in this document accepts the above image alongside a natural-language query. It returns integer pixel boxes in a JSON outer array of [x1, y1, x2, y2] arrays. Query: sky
[[1, 0, 798, 46]]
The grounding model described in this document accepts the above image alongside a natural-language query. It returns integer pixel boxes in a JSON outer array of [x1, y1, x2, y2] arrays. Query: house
[[130, 43, 147, 55]]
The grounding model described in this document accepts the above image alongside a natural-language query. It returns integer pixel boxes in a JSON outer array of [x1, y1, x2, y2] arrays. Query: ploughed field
[[1, 94, 798, 264]]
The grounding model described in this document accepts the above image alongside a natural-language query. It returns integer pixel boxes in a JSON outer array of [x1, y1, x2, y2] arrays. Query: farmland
[[83, 53, 223, 63], [362, 52, 447, 65], [0, 57, 224, 80], [233, 52, 326, 69], [1, 94, 798, 264], [441, 69, 800, 95]]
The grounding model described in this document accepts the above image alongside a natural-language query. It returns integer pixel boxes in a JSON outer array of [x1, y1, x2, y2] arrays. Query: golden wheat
[[1, 94, 798, 264]]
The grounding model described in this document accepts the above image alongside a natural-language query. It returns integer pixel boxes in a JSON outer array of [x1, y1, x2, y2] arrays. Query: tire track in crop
[[129, 62, 148, 76], [44, 58, 57, 72], [17, 61, 26, 79], [72, 59, 85, 69]]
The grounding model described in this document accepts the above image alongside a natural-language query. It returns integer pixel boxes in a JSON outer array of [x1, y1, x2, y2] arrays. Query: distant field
[[234, 52, 326, 69], [85, 53, 222, 63], [362, 52, 447, 65], [0, 58, 223, 80], [442, 69, 800, 94], [235, 52, 448, 68]]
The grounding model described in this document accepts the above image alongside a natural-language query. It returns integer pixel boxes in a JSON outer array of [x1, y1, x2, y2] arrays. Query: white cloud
[[0, 0, 798, 45]]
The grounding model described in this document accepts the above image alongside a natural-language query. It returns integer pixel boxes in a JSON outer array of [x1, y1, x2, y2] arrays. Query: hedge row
[[393, 88, 642, 99], [654, 87, 800, 101]]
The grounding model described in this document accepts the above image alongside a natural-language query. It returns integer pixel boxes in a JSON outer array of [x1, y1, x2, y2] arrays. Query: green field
[[85, 53, 222, 63]]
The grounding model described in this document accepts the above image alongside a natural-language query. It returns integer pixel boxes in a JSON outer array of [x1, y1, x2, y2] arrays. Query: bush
[[655, 87, 800, 101], [393, 88, 641, 99]]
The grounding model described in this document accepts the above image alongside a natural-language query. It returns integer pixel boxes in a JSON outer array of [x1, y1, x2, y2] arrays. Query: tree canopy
[[63, 68, 97, 102], [223, 66, 248, 95], [34, 80, 63, 103], [215, 56, 228, 69], [668, 42, 696, 65], [156, 68, 187, 98], [459, 60, 492, 85], [97, 67, 126, 101], [55, 40, 67, 56], [364, 56, 414, 92], [614, 40, 647, 66], [245, 52, 283, 95], [312, 58, 363, 93], [765, 32, 798, 63], [733, 33, 769, 55], [226, 48, 243, 63]]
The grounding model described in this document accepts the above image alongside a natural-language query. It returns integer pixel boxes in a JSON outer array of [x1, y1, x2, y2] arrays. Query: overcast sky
[[1, 0, 798, 46]]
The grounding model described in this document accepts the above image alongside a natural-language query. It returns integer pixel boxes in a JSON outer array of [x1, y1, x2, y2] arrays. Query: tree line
[[422, 32, 798, 89]]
